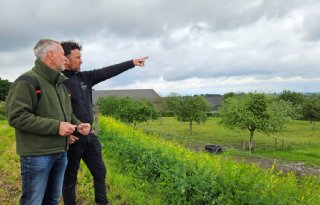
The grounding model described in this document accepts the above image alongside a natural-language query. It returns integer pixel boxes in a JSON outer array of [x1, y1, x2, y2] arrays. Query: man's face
[[65, 49, 82, 71]]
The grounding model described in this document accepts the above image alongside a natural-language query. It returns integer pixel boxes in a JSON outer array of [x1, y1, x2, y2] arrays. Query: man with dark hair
[[5, 39, 91, 205], [61, 40, 148, 205]]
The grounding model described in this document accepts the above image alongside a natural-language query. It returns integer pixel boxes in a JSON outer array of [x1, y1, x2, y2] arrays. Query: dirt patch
[[234, 156, 320, 177]]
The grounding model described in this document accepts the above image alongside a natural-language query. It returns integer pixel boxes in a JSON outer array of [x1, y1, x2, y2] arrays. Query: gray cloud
[[1, 0, 320, 94]]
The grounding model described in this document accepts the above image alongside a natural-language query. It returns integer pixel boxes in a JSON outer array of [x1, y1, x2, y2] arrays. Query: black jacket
[[63, 60, 134, 129]]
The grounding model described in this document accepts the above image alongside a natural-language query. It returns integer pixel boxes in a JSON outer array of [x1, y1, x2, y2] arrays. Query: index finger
[[140, 56, 149, 60]]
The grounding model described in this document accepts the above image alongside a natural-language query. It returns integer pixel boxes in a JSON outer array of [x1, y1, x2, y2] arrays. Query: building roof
[[203, 95, 223, 110], [92, 89, 161, 104]]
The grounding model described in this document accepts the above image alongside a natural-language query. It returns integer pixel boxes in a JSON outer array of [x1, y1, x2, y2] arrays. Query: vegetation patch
[[100, 116, 320, 205]]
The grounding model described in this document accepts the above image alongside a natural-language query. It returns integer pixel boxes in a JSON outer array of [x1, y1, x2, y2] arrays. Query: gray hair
[[33, 39, 60, 60]]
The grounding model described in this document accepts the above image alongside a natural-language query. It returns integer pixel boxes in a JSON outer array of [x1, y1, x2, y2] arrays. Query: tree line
[[97, 91, 320, 152], [1, 76, 320, 152]]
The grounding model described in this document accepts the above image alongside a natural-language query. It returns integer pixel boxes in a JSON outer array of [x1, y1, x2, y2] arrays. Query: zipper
[[55, 83, 68, 151]]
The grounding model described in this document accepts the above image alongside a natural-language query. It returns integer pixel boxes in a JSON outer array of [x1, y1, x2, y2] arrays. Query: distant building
[[92, 89, 161, 105], [203, 95, 223, 110], [92, 90, 223, 111]]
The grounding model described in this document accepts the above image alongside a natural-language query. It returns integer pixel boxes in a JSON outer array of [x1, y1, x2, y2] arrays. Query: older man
[[5, 39, 91, 205]]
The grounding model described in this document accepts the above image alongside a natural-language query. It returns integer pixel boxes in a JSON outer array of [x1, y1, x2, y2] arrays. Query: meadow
[[139, 117, 320, 167]]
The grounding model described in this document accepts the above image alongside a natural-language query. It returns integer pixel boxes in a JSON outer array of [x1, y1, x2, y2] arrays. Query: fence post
[[274, 138, 277, 150], [282, 139, 284, 151], [94, 105, 99, 135]]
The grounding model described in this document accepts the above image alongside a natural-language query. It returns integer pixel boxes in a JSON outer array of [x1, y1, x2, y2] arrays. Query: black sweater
[[63, 60, 134, 128]]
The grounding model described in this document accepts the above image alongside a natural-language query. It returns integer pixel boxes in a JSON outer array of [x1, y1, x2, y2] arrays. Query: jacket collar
[[32, 58, 68, 84], [62, 69, 77, 76]]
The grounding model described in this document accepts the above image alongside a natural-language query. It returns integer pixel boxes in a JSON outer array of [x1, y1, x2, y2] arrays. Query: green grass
[[0, 120, 20, 205], [0, 120, 163, 204], [100, 116, 320, 205], [138, 117, 320, 166]]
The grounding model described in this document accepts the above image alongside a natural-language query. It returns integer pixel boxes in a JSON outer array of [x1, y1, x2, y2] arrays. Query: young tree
[[156, 98, 170, 124], [278, 90, 304, 119], [97, 96, 159, 127], [219, 93, 292, 152], [301, 95, 320, 129], [175, 96, 212, 134], [0, 77, 12, 101], [164, 93, 181, 116]]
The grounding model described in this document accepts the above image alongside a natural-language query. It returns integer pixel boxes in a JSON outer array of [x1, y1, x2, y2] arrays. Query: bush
[[97, 96, 159, 126]]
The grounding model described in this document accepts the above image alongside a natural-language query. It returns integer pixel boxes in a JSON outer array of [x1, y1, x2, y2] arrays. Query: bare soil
[[234, 155, 320, 177]]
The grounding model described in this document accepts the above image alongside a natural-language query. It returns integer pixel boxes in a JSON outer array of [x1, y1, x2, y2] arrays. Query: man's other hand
[[77, 123, 91, 135]]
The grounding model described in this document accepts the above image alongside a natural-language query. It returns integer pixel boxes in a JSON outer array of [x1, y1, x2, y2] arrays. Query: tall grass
[[0, 121, 163, 205], [100, 116, 320, 205]]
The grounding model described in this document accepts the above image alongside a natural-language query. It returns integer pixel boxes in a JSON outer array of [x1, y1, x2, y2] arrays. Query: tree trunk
[[189, 120, 193, 135], [312, 120, 316, 130], [249, 130, 255, 153], [159, 114, 163, 125]]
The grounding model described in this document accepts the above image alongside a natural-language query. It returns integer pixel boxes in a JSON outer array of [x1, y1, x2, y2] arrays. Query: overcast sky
[[1, 0, 320, 96]]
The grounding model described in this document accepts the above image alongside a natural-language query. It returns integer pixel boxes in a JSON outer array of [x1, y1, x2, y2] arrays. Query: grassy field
[[138, 117, 320, 166], [0, 120, 162, 204], [1, 118, 319, 204]]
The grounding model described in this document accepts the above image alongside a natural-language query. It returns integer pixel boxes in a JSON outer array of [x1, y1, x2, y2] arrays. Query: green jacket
[[5, 59, 80, 156]]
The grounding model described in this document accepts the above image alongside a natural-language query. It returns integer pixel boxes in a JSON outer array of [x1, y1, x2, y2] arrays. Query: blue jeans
[[20, 152, 68, 205]]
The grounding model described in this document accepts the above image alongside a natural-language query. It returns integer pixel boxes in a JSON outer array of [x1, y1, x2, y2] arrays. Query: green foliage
[[219, 93, 293, 150], [97, 96, 159, 126], [278, 90, 304, 105], [302, 95, 320, 129], [176, 96, 211, 123], [223, 92, 244, 99], [165, 95, 211, 133], [278, 90, 304, 119], [163, 93, 181, 115], [0, 101, 6, 120], [0, 77, 12, 101], [100, 117, 320, 205]]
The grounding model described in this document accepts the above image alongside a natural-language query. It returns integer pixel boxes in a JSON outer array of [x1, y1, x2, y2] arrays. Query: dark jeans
[[62, 134, 109, 205], [20, 152, 67, 205]]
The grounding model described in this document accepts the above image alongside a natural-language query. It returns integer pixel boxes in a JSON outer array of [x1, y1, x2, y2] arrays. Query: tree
[[156, 98, 170, 124], [301, 95, 320, 129], [96, 95, 120, 117], [278, 90, 304, 105], [175, 96, 211, 134], [0, 77, 12, 101], [219, 93, 292, 152], [97, 96, 159, 127], [278, 90, 304, 119], [164, 93, 181, 116]]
